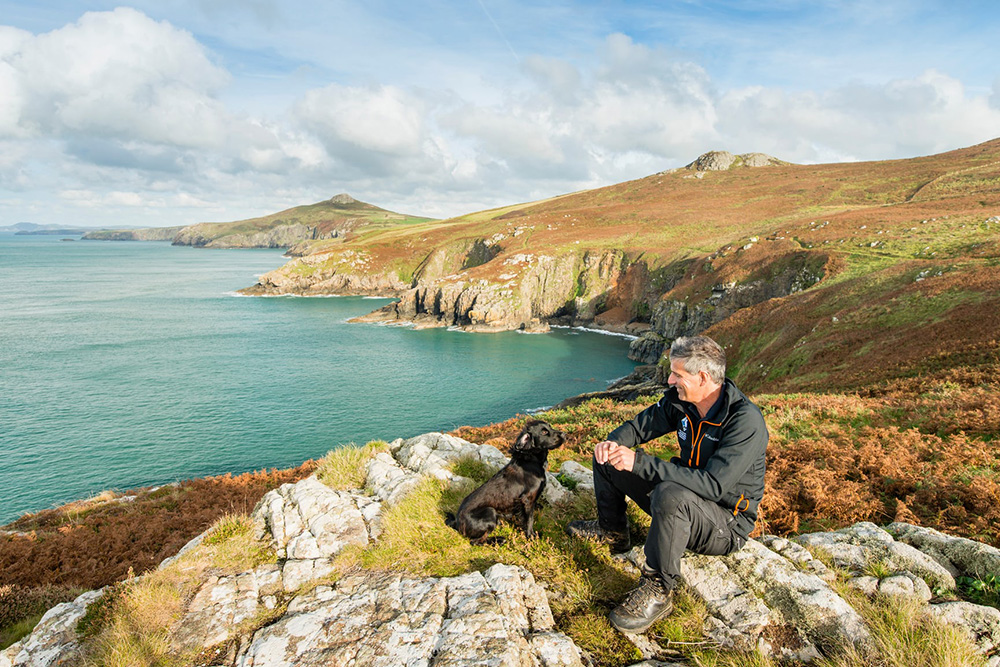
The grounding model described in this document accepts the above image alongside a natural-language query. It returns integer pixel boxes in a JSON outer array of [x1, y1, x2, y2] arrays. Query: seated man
[[567, 335, 768, 633]]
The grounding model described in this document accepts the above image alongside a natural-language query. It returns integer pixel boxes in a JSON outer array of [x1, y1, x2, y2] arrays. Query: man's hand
[[595, 440, 636, 472]]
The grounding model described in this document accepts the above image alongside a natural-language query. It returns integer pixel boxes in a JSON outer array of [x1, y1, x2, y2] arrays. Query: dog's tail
[[444, 511, 457, 529]]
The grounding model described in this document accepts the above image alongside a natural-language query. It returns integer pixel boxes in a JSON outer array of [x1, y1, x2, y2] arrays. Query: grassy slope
[[271, 139, 1000, 392]]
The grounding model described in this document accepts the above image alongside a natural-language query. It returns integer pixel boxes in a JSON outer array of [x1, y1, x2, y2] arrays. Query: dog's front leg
[[518, 498, 537, 539]]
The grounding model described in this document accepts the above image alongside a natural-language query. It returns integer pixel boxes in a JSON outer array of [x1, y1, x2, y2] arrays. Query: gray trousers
[[593, 457, 747, 590]]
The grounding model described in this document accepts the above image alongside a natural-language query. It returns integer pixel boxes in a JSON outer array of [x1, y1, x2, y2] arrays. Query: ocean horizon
[[0, 233, 637, 523]]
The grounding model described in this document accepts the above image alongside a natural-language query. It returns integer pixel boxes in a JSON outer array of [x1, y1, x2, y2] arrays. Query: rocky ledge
[[5, 432, 999, 667]]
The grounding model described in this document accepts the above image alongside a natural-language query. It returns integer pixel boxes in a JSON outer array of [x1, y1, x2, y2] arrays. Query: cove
[[0, 234, 637, 523]]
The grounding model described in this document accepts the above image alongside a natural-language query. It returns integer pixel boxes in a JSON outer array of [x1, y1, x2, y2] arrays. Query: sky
[[2, 0, 1000, 227]]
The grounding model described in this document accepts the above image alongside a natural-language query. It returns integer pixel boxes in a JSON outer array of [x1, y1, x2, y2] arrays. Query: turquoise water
[[0, 234, 636, 523]]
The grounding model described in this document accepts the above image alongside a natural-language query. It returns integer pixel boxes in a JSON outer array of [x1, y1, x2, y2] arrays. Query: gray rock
[[878, 574, 917, 600], [0, 589, 104, 667], [628, 331, 665, 364], [366, 451, 422, 505], [171, 564, 283, 652], [252, 475, 373, 592], [558, 460, 595, 495], [847, 576, 879, 597], [925, 601, 1000, 658], [681, 552, 771, 651], [726, 539, 872, 651], [886, 522, 1000, 580], [235, 564, 581, 667], [760, 535, 835, 581], [795, 521, 956, 590]]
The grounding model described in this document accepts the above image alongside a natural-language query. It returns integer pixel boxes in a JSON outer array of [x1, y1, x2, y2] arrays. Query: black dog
[[446, 419, 566, 543]]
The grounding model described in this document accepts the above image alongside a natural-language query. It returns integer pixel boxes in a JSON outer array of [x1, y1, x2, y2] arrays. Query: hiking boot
[[565, 519, 631, 553], [608, 574, 674, 633]]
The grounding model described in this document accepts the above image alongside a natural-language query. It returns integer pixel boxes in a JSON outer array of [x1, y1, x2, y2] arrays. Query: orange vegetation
[[0, 463, 315, 590]]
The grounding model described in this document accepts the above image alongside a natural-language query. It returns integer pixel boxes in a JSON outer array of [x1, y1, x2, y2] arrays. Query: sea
[[0, 233, 637, 524]]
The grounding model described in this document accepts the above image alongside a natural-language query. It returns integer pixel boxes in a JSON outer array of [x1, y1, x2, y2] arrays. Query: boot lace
[[620, 577, 666, 615]]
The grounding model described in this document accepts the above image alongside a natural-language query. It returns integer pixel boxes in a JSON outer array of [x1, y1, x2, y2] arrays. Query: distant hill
[[81, 226, 183, 242], [81, 194, 435, 251], [1, 222, 93, 234], [242, 140, 1000, 395]]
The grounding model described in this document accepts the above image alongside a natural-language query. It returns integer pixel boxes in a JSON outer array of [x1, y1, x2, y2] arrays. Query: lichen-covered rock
[[558, 460, 595, 495], [886, 522, 1000, 580], [252, 475, 374, 592], [726, 539, 871, 652], [390, 431, 508, 479], [795, 522, 956, 590], [254, 477, 371, 562], [234, 564, 582, 667], [172, 564, 284, 653], [680, 551, 772, 652], [0, 589, 104, 667], [924, 601, 1000, 659], [759, 535, 835, 582], [384, 431, 571, 506]]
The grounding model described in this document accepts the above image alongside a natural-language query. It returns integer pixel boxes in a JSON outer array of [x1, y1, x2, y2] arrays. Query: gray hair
[[669, 336, 726, 385]]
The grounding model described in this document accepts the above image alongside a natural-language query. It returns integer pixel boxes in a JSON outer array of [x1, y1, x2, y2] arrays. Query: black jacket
[[607, 379, 768, 537]]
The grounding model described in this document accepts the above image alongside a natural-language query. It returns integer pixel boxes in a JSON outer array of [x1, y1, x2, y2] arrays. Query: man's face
[[667, 357, 709, 404]]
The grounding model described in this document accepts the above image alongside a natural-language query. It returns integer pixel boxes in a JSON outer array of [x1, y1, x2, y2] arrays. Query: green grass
[[956, 574, 1000, 609], [1, 614, 43, 650], [315, 440, 388, 490], [816, 592, 987, 667]]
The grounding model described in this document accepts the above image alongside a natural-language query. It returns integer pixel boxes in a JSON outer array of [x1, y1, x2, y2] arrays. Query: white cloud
[[4, 8, 1000, 228], [2, 8, 231, 146], [719, 70, 1000, 163], [294, 84, 431, 175]]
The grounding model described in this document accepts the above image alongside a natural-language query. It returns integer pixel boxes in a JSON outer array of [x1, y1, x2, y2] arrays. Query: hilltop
[[243, 140, 1000, 395], [81, 194, 435, 251]]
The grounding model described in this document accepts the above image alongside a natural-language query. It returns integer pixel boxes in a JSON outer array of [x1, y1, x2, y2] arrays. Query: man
[[566, 335, 768, 633]]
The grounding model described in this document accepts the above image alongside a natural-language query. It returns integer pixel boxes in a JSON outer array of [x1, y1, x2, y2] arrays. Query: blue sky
[[2, 1, 999, 226]]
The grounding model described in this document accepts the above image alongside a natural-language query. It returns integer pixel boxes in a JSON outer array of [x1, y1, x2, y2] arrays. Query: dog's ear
[[513, 430, 533, 451]]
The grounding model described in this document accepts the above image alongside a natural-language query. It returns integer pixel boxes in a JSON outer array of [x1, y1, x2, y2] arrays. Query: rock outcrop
[[628, 252, 825, 363], [6, 432, 999, 667], [685, 151, 788, 172]]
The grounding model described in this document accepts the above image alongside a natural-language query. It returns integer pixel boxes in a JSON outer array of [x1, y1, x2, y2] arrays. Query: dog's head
[[512, 419, 566, 453]]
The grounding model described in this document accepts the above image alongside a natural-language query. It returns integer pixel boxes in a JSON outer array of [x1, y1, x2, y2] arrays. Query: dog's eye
[[542, 429, 549, 435]]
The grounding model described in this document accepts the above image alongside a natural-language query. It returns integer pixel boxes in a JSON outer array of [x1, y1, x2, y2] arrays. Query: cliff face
[[172, 223, 317, 249], [242, 237, 825, 348]]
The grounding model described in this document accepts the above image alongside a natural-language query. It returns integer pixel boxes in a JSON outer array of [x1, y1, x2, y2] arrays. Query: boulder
[[795, 521, 956, 590], [886, 522, 1000, 580], [234, 564, 583, 667], [0, 590, 104, 667]]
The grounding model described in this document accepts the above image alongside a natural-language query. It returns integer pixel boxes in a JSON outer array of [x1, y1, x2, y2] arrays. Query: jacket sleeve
[[629, 407, 768, 502], [606, 396, 679, 448]]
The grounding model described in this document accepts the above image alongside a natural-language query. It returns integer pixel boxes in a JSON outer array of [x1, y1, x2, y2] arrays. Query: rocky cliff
[[6, 431, 999, 666], [172, 222, 319, 249]]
